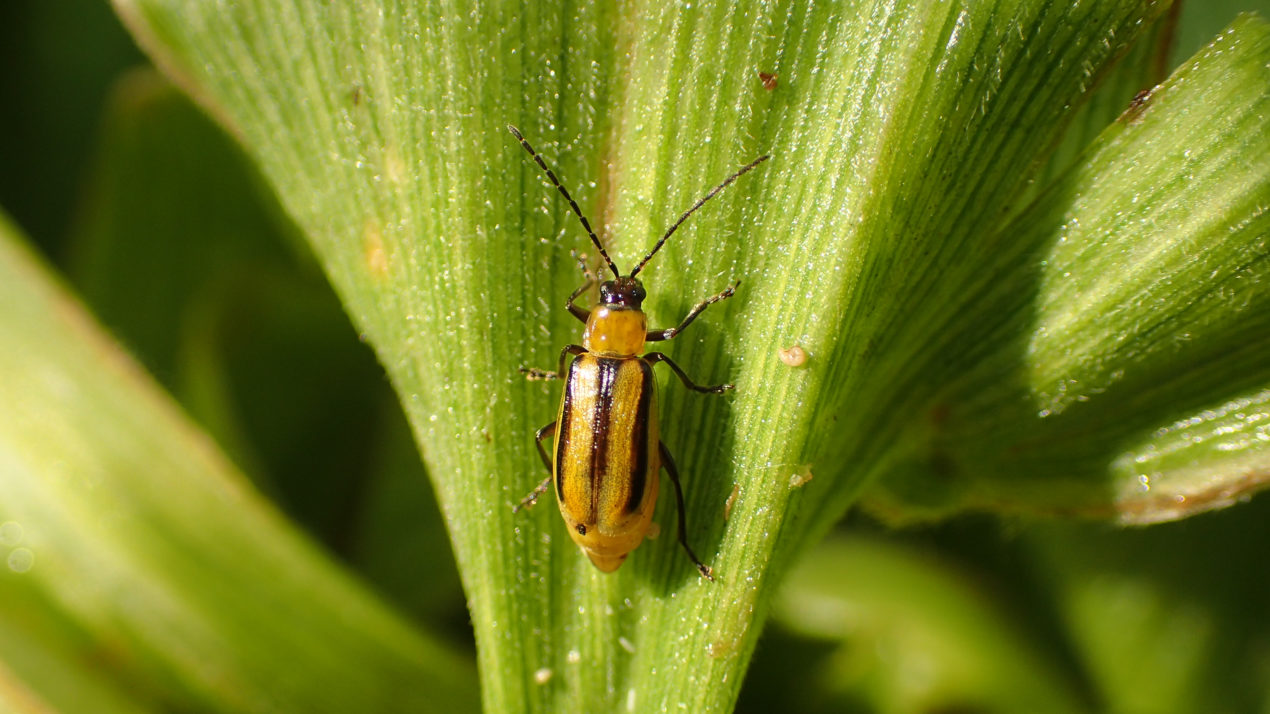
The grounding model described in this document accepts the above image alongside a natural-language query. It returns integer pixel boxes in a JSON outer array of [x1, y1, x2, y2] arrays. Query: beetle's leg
[[659, 441, 714, 581], [514, 422, 557, 513], [646, 280, 739, 342], [566, 250, 598, 325], [644, 352, 733, 394], [569, 249, 597, 281], [521, 344, 587, 381], [533, 421, 556, 474], [566, 275, 594, 324], [514, 477, 553, 513]]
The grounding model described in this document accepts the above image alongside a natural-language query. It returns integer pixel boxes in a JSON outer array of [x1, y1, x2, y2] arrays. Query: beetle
[[508, 125, 768, 579]]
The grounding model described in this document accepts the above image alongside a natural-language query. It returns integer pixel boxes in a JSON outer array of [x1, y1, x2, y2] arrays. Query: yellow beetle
[[509, 126, 767, 579]]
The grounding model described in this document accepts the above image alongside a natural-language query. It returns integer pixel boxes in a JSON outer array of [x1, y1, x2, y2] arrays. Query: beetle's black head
[[598, 276, 646, 309]]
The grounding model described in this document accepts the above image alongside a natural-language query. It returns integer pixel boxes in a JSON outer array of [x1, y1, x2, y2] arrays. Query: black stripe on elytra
[[589, 358, 620, 524], [554, 361, 577, 503], [623, 360, 653, 514]]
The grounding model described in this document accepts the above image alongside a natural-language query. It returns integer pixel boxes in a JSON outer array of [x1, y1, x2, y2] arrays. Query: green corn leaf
[[65, 68, 418, 549], [1023, 509, 1270, 714], [0, 214, 477, 711], [864, 13, 1270, 524], [0, 581, 148, 714], [106, 0, 1268, 711], [769, 535, 1089, 713], [1032, 4, 1179, 190]]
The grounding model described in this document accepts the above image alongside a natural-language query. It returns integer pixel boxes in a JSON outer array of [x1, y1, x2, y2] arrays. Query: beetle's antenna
[[508, 125, 622, 279], [629, 154, 769, 278]]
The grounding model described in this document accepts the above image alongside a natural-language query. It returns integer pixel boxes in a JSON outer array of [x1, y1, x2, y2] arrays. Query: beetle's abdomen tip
[[585, 550, 628, 573]]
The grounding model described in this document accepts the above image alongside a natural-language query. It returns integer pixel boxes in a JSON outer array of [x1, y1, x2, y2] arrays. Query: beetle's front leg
[[565, 250, 598, 324], [514, 422, 557, 513], [645, 280, 739, 342], [644, 352, 733, 394], [520, 344, 587, 381]]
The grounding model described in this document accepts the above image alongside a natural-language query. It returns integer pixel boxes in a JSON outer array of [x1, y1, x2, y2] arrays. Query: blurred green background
[[0, 0, 472, 658], [2, 1, 1267, 712]]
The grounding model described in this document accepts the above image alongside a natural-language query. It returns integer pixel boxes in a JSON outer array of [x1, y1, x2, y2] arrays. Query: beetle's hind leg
[[514, 422, 557, 513], [659, 441, 715, 581], [520, 344, 587, 381], [520, 367, 562, 381], [514, 477, 553, 513]]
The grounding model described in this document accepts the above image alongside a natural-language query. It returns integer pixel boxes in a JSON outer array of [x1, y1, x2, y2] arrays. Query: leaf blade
[[865, 14, 1270, 523], [0, 215, 477, 712]]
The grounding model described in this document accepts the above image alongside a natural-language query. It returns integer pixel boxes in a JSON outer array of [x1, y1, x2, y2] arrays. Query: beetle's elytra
[[509, 125, 768, 580]]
